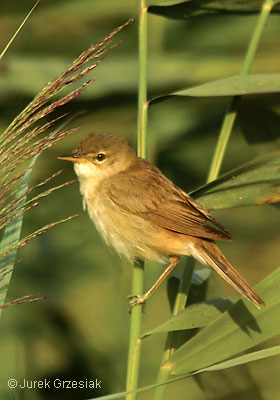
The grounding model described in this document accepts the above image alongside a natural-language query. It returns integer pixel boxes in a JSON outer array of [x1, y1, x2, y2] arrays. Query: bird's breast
[[79, 180, 135, 260]]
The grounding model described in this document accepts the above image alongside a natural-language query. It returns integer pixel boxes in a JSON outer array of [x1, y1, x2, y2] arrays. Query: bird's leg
[[128, 255, 180, 311]]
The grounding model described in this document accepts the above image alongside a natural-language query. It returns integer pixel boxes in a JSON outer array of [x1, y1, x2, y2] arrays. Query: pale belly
[[81, 190, 170, 263]]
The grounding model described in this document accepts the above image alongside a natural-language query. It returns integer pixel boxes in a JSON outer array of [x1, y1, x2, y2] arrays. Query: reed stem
[[154, 258, 195, 400], [126, 1, 148, 399], [207, 0, 275, 182]]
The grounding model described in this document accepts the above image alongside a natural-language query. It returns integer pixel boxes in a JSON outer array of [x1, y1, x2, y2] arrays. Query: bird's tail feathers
[[195, 241, 265, 309]]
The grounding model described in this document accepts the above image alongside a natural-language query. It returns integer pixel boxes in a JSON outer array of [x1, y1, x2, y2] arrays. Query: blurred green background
[[0, 1, 280, 399]]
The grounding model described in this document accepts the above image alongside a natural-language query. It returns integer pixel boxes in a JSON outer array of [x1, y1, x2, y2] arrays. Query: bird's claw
[[127, 294, 148, 312]]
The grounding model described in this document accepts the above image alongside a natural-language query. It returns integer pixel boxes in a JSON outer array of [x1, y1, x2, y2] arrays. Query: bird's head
[[58, 133, 136, 181]]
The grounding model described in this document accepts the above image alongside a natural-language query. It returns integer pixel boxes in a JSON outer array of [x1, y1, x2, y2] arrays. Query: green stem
[[126, 260, 144, 398], [207, 0, 274, 182], [0, 0, 40, 62], [154, 258, 195, 400], [126, 1, 148, 399], [137, 0, 148, 158], [240, 0, 275, 77], [207, 96, 240, 182]]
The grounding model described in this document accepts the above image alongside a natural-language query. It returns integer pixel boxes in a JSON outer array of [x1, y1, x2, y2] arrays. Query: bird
[[58, 133, 265, 310]]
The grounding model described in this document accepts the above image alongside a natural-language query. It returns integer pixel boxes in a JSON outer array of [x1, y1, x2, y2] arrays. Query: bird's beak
[[58, 154, 86, 163]]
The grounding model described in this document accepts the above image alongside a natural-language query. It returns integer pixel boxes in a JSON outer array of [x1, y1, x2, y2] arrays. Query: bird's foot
[[127, 294, 148, 312]]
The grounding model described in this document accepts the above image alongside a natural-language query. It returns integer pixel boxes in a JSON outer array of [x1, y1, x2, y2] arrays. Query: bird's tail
[[195, 240, 265, 308]]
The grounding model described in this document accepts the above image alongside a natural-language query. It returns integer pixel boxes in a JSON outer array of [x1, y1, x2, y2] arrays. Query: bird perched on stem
[[59, 133, 265, 310]]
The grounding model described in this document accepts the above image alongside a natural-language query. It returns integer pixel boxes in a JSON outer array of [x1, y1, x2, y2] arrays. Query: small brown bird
[[59, 133, 265, 309]]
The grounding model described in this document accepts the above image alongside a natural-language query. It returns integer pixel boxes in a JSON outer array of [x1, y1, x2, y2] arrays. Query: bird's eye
[[96, 153, 106, 162]]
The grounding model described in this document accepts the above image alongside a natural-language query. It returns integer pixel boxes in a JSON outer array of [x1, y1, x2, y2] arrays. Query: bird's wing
[[104, 159, 231, 241]]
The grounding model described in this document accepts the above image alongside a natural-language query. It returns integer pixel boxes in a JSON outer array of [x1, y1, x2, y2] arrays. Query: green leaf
[[85, 345, 280, 400], [149, 75, 280, 105], [172, 75, 280, 97], [164, 267, 280, 375], [0, 155, 38, 316], [148, 1, 280, 20], [142, 297, 236, 337], [191, 151, 280, 210], [197, 345, 280, 373]]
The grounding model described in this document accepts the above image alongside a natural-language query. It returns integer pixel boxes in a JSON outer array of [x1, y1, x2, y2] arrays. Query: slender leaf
[[86, 345, 280, 399], [197, 345, 280, 373], [0, 0, 40, 61], [164, 267, 280, 375], [171, 75, 280, 97], [148, 0, 280, 20], [142, 297, 236, 337], [191, 151, 280, 210], [0, 155, 38, 316]]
